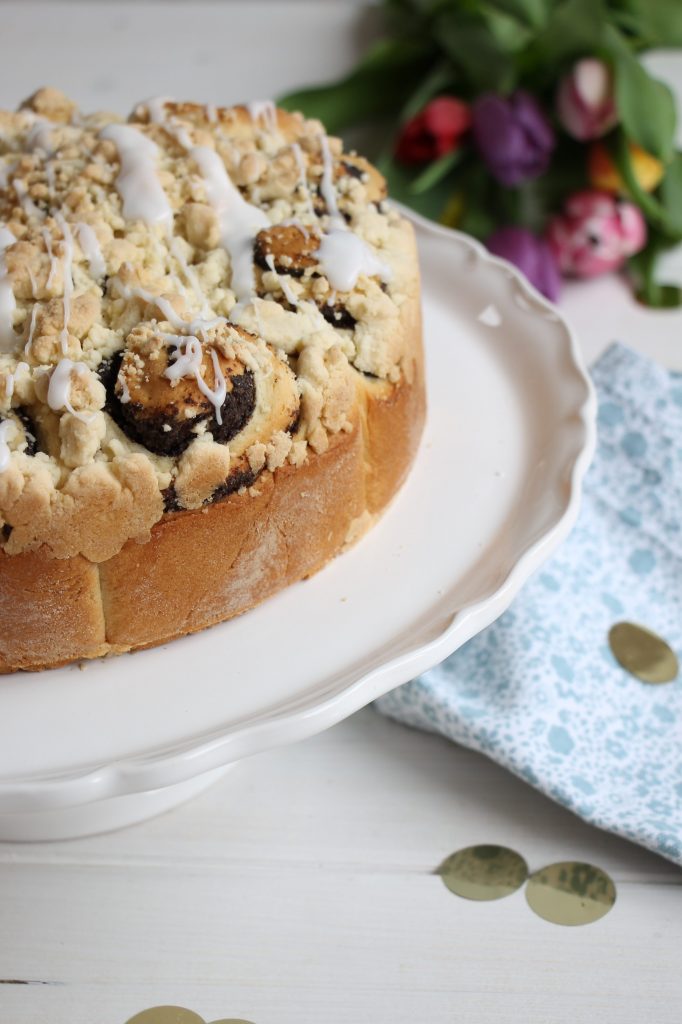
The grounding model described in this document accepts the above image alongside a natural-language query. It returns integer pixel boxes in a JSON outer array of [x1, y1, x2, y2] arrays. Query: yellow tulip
[[440, 192, 464, 228], [588, 141, 664, 195]]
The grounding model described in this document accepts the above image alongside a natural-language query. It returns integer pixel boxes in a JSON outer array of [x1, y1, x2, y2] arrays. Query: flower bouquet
[[280, 0, 682, 306]]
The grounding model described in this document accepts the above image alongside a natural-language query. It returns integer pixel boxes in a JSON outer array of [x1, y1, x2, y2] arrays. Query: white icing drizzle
[[205, 103, 218, 123], [281, 217, 310, 238], [315, 134, 392, 293], [245, 100, 278, 134], [251, 296, 264, 339], [143, 96, 172, 124], [113, 276, 225, 337], [0, 226, 17, 352], [0, 159, 15, 189], [134, 99, 266, 306], [24, 302, 39, 355], [44, 160, 56, 195], [117, 366, 131, 404], [317, 228, 392, 293], [143, 96, 194, 152], [114, 277, 186, 329], [191, 145, 269, 303], [55, 213, 74, 354], [264, 253, 298, 308], [170, 236, 211, 317], [47, 357, 76, 409], [0, 227, 16, 250], [27, 265, 38, 299], [171, 121, 194, 151], [47, 358, 94, 422], [76, 222, 106, 278], [42, 228, 58, 288], [161, 333, 226, 425], [100, 124, 173, 228], [5, 360, 28, 401], [318, 134, 340, 222], [290, 143, 316, 223], [25, 119, 54, 156], [13, 178, 44, 220], [0, 418, 16, 472]]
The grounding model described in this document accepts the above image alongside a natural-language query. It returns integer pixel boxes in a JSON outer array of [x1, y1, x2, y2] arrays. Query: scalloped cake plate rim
[[0, 211, 596, 819]]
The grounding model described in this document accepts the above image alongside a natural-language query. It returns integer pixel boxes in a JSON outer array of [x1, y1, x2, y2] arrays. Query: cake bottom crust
[[0, 302, 425, 674]]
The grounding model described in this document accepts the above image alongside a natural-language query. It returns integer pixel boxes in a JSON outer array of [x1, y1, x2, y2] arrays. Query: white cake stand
[[0, 212, 595, 840]]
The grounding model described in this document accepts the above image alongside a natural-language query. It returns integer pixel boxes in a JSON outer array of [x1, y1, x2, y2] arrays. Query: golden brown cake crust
[[0, 288, 424, 672], [0, 90, 425, 672]]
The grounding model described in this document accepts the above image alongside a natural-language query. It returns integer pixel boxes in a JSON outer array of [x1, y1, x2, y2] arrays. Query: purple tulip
[[473, 91, 555, 186], [487, 226, 561, 302]]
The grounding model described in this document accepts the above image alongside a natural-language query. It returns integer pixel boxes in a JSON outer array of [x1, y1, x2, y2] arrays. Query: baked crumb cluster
[[0, 88, 415, 561]]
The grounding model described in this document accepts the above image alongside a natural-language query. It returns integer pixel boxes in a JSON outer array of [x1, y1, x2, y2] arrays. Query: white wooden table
[[1, 5, 681, 1023]]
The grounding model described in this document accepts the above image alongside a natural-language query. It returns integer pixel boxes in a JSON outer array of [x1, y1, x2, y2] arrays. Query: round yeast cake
[[0, 89, 425, 672]]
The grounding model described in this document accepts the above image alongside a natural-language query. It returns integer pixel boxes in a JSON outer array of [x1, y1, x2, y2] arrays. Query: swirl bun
[[254, 225, 319, 277], [108, 323, 257, 456]]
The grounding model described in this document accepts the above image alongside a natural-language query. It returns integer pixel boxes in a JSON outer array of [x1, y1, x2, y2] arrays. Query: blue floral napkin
[[376, 343, 682, 865]]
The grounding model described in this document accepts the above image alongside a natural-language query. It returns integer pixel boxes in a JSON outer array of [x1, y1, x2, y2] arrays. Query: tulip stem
[[409, 148, 465, 194], [612, 133, 682, 241]]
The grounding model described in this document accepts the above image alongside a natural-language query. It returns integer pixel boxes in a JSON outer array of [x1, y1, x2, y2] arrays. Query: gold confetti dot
[[525, 861, 616, 926], [437, 844, 528, 901], [125, 1010, 205, 1024], [609, 621, 678, 684], [124, 1012, 256, 1024]]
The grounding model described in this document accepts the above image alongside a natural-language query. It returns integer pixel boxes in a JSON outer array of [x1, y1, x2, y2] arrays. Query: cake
[[0, 88, 425, 672]]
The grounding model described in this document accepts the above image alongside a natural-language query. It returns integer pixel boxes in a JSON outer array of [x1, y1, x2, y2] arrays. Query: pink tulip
[[557, 59, 617, 141], [547, 191, 647, 278]]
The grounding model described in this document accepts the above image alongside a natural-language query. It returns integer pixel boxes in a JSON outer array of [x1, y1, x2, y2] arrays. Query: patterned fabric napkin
[[376, 343, 682, 865]]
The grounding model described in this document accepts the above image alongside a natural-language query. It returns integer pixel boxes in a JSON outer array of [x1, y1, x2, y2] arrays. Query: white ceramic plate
[[0, 211, 595, 839]]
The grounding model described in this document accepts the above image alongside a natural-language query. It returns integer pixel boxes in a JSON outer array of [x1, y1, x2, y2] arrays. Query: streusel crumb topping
[[0, 89, 417, 559]]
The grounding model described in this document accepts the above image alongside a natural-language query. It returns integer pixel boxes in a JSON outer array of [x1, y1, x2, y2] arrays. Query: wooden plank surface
[[1, 711, 681, 1024]]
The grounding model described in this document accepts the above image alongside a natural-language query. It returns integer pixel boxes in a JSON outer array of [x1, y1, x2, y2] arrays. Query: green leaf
[[483, 0, 550, 29], [523, 0, 606, 70], [612, 133, 663, 218], [659, 153, 682, 238], [611, 134, 682, 241], [605, 26, 676, 163], [399, 60, 455, 122], [456, 201, 498, 240], [409, 147, 465, 194], [650, 284, 682, 307], [389, 0, 452, 14], [379, 155, 461, 221], [614, 0, 682, 49], [383, 0, 434, 38], [354, 35, 430, 74], [436, 12, 517, 92], [482, 9, 533, 53], [627, 243, 682, 308], [442, 161, 498, 240], [627, 245, 656, 304], [278, 38, 433, 135]]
